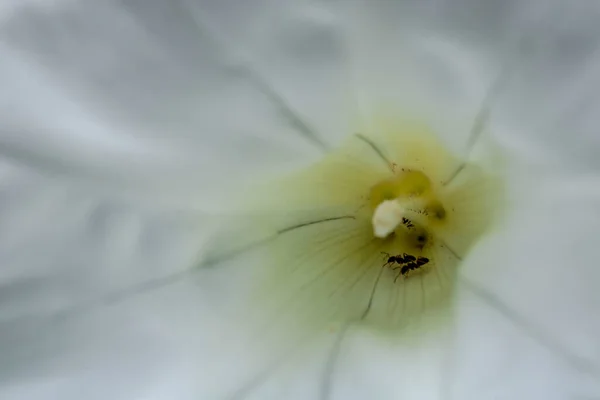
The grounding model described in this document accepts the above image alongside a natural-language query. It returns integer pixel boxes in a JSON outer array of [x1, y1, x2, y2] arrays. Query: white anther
[[372, 199, 405, 238]]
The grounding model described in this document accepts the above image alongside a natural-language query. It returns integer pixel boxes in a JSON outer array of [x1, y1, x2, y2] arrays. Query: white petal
[[343, 1, 600, 173], [491, 2, 600, 173], [341, 1, 501, 153], [328, 312, 454, 400], [200, 0, 358, 147], [451, 175, 600, 398], [0, 1, 355, 397], [0, 1, 348, 208], [0, 163, 236, 399], [0, 163, 334, 400]]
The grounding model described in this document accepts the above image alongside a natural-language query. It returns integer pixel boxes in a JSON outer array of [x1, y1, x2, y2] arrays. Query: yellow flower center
[[225, 117, 504, 334]]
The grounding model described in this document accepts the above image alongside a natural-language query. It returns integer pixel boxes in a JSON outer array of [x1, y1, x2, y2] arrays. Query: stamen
[[372, 199, 405, 238]]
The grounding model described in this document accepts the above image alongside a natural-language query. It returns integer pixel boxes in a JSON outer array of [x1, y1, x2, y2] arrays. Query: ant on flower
[[381, 252, 430, 281]]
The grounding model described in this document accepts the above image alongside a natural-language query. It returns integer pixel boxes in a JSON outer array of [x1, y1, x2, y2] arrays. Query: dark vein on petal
[[199, 235, 277, 269], [234, 242, 379, 400], [203, 215, 356, 268], [226, 227, 384, 400], [442, 239, 594, 375], [459, 275, 598, 377], [439, 239, 463, 261], [45, 215, 355, 327], [319, 321, 353, 400], [179, 0, 330, 152], [354, 133, 394, 171], [247, 239, 374, 347], [443, 64, 512, 187], [320, 262, 386, 400], [327, 241, 378, 299], [289, 230, 365, 275], [234, 68, 331, 152], [225, 331, 317, 400], [278, 216, 356, 234], [361, 264, 386, 320], [49, 268, 199, 324]]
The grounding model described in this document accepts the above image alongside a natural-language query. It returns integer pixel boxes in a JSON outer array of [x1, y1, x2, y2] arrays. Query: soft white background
[[1, 1, 600, 399]]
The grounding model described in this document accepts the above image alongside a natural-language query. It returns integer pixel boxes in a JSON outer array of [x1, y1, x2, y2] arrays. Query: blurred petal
[[0, 0, 356, 208], [450, 174, 600, 398], [329, 317, 453, 400], [344, 0, 600, 174], [195, 117, 503, 399], [0, 1, 355, 398], [0, 162, 299, 399], [0, 162, 222, 399], [2, 1, 600, 400], [306, 170, 600, 400], [200, 0, 357, 147], [298, 2, 600, 398], [341, 0, 504, 154], [493, 1, 600, 172]]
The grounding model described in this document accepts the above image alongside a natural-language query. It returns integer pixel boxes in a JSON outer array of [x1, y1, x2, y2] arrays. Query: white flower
[[1, 1, 600, 400]]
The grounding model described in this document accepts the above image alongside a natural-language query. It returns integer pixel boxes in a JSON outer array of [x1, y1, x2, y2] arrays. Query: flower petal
[[200, 0, 358, 147], [0, 163, 238, 399], [340, 0, 504, 154], [0, 0, 347, 208], [451, 174, 600, 398], [345, 0, 600, 172], [326, 317, 454, 400], [492, 2, 600, 173]]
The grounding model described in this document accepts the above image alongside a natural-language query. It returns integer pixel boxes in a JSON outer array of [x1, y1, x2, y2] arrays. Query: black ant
[[401, 217, 414, 229], [395, 257, 430, 281], [381, 252, 430, 281], [381, 252, 414, 267]]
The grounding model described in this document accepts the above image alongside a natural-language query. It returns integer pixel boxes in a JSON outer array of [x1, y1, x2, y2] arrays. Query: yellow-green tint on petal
[[367, 121, 504, 258], [369, 170, 432, 209], [234, 115, 504, 335]]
